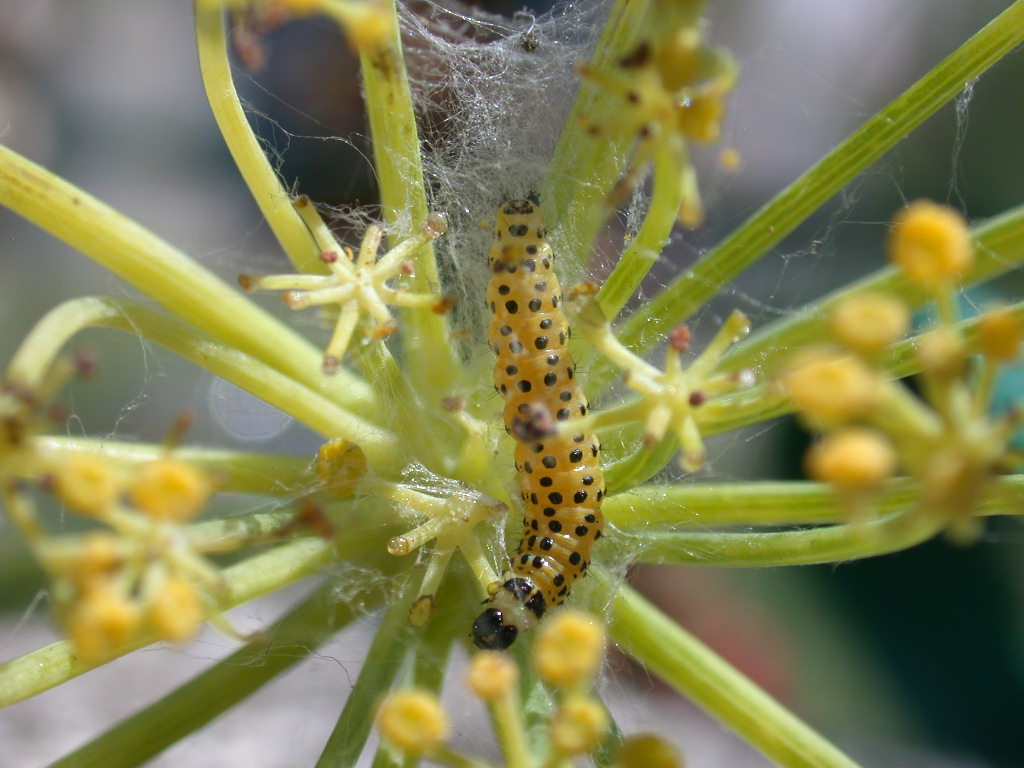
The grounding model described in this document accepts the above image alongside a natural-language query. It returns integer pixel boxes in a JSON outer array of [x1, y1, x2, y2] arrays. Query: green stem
[[36, 436, 311, 496], [0, 537, 336, 708], [610, 583, 863, 768], [620, 510, 944, 567], [4, 297, 402, 470], [595, 144, 684, 321], [44, 576, 381, 768], [0, 144, 371, 410], [593, 1, 1024, 395], [358, 0, 457, 393], [315, 577, 418, 768], [542, 0, 653, 273], [603, 479, 916, 527], [194, 1, 321, 273], [720, 202, 1024, 376]]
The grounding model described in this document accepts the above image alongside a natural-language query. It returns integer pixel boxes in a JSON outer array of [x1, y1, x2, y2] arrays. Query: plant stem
[[620, 511, 944, 567], [4, 297, 402, 470], [36, 437, 311, 495], [610, 583, 863, 768], [593, 1, 1024, 395], [0, 143, 372, 410], [358, 0, 458, 393], [194, 1, 321, 273]]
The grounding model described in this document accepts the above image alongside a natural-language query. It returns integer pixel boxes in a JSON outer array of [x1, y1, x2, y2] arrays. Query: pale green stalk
[[358, 0, 458, 392], [36, 437, 311, 496], [610, 584, 863, 768], [194, 1, 322, 273], [589, 0, 1024, 396], [621, 510, 944, 567], [0, 537, 335, 708], [0, 144, 372, 410], [5, 297, 402, 470]]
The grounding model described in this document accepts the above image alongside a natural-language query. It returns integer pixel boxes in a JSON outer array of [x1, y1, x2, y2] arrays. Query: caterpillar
[[472, 198, 605, 650]]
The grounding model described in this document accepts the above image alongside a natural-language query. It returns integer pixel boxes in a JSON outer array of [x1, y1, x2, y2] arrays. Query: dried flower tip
[[617, 733, 683, 768], [805, 427, 897, 491], [68, 586, 139, 662], [534, 610, 605, 688], [668, 325, 691, 352], [978, 308, 1023, 362], [149, 576, 204, 643], [130, 458, 210, 522], [467, 651, 518, 701], [53, 454, 119, 516], [889, 200, 973, 288], [315, 438, 367, 495], [830, 293, 909, 355], [551, 695, 608, 755], [778, 350, 883, 427], [916, 327, 967, 380], [376, 689, 450, 755]]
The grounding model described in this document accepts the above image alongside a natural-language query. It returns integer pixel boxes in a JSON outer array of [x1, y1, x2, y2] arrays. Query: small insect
[[472, 198, 605, 650]]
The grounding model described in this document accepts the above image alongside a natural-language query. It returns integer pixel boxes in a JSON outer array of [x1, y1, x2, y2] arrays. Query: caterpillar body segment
[[473, 199, 605, 650]]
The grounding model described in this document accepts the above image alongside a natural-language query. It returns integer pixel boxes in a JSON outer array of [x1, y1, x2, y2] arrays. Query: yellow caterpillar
[[472, 198, 604, 650]]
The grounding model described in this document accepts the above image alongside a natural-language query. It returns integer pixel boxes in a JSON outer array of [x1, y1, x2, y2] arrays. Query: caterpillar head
[[471, 608, 519, 650]]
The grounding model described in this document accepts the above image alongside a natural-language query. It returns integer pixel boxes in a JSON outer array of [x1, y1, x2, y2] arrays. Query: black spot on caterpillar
[[472, 199, 605, 650]]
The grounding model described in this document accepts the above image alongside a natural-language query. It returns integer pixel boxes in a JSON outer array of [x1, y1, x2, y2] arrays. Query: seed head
[[376, 689, 449, 755], [534, 610, 605, 688], [53, 454, 119, 516], [830, 293, 909, 355], [467, 651, 518, 701], [889, 200, 973, 288], [779, 350, 882, 427], [68, 586, 139, 662], [550, 695, 608, 755], [805, 428, 897, 491], [148, 576, 205, 643], [130, 458, 210, 522]]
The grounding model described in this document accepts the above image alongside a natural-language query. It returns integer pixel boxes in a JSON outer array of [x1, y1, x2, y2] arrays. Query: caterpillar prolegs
[[472, 198, 605, 650]]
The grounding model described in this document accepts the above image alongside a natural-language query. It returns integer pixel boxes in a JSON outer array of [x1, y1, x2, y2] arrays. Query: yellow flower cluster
[[375, 610, 681, 767], [779, 201, 1023, 529]]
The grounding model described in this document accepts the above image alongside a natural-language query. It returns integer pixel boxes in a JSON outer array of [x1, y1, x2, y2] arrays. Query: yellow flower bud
[[805, 428, 897, 491], [889, 200, 973, 288], [778, 350, 882, 427], [678, 94, 725, 143], [550, 695, 608, 755], [376, 689, 449, 755], [616, 733, 683, 768], [467, 651, 518, 701], [54, 454, 119, 516], [149, 576, 204, 643], [830, 293, 909, 355], [916, 327, 967, 380], [978, 308, 1023, 362], [534, 610, 605, 688], [315, 438, 367, 496], [71, 532, 122, 588], [130, 458, 209, 522], [68, 587, 139, 662]]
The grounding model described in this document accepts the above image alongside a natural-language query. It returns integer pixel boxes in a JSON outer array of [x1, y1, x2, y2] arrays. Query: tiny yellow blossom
[[805, 428, 897, 490], [830, 293, 909, 355], [149, 576, 205, 643], [315, 438, 367, 495], [719, 147, 742, 170], [616, 733, 683, 768], [677, 94, 726, 143], [550, 695, 608, 755], [53, 454, 119, 516], [131, 458, 210, 522], [467, 651, 518, 701], [778, 350, 883, 427], [70, 532, 122, 588], [534, 610, 605, 688], [68, 586, 140, 662], [889, 200, 973, 288], [978, 308, 1024, 362], [376, 689, 449, 755], [916, 327, 967, 380]]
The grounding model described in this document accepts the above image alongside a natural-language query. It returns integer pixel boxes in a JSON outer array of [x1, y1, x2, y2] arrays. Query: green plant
[[1, 1, 1022, 766]]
